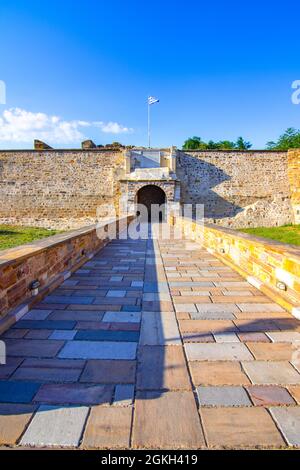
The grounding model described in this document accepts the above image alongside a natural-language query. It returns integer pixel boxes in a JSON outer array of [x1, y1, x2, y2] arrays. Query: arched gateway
[[136, 184, 166, 222]]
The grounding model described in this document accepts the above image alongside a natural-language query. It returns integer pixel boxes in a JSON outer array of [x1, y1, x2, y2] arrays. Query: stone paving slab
[[0, 404, 36, 445], [185, 343, 254, 361], [132, 391, 205, 449], [139, 311, 181, 345], [189, 361, 251, 386], [137, 346, 191, 390], [246, 385, 295, 406], [270, 407, 300, 447], [80, 360, 136, 384], [0, 381, 41, 403], [197, 386, 252, 407], [201, 407, 285, 448], [242, 361, 300, 385], [82, 406, 132, 449], [58, 340, 137, 360], [33, 383, 113, 405], [21, 405, 89, 447], [75, 330, 139, 342]]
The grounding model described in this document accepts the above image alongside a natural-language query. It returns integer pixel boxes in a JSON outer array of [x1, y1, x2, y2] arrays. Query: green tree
[[235, 136, 252, 150], [182, 136, 207, 150], [266, 128, 300, 150], [182, 136, 252, 150]]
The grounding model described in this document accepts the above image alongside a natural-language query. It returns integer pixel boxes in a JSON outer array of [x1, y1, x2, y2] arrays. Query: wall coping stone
[[0, 217, 131, 268]]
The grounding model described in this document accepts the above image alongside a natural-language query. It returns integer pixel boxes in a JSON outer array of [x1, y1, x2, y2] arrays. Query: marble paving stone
[[106, 290, 126, 298], [131, 281, 143, 287], [237, 303, 285, 312], [246, 386, 295, 406], [139, 311, 181, 346], [181, 332, 215, 343], [179, 320, 237, 333], [0, 403, 36, 445], [132, 391, 205, 449], [25, 330, 51, 340], [75, 330, 139, 342], [21, 405, 89, 447], [185, 343, 254, 361], [23, 310, 52, 320], [58, 340, 137, 360], [80, 360, 136, 384], [0, 380, 41, 403], [143, 282, 170, 293], [137, 346, 191, 390], [238, 332, 270, 343], [196, 303, 239, 313], [242, 361, 300, 385], [246, 343, 295, 361], [189, 361, 251, 386], [143, 293, 171, 302], [213, 333, 240, 343], [197, 386, 251, 406], [121, 306, 141, 312], [34, 383, 113, 405], [49, 330, 77, 340], [113, 384, 135, 406], [288, 386, 300, 404], [11, 366, 81, 383], [14, 320, 76, 330], [191, 311, 236, 320], [0, 357, 24, 379], [270, 407, 300, 447], [82, 406, 132, 449], [201, 407, 285, 448], [42, 296, 94, 305], [174, 304, 197, 313], [5, 339, 65, 358], [267, 332, 300, 343], [103, 311, 141, 323], [49, 310, 103, 321]]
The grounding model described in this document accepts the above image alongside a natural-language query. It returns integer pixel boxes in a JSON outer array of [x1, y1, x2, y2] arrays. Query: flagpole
[[148, 100, 151, 148]]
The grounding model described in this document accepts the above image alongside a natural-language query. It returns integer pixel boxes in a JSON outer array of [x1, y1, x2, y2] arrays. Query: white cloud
[[94, 121, 133, 134], [0, 107, 133, 144]]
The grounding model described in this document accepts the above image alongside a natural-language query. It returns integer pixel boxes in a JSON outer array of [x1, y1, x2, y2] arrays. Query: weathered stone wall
[[171, 215, 300, 317], [0, 149, 125, 230], [287, 149, 300, 224], [0, 216, 132, 327], [177, 150, 293, 228]]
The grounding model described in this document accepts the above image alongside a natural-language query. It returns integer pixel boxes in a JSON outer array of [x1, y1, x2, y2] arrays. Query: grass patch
[[0, 225, 60, 251], [239, 224, 300, 247]]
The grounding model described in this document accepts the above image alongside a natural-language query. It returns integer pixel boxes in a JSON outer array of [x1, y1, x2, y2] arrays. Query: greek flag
[[148, 96, 159, 105]]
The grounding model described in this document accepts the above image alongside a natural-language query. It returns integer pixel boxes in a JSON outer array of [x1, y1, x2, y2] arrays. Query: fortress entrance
[[136, 185, 166, 222]]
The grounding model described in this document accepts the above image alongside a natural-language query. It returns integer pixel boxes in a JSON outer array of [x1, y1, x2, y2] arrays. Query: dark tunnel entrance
[[136, 185, 166, 222]]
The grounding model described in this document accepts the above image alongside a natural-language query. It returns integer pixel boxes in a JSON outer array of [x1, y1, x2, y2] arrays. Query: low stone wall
[[0, 216, 132, 331], [170, 216, 300, 317]]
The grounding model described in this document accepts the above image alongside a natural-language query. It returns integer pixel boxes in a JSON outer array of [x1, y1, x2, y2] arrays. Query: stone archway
[[136, 184, 166, 222]]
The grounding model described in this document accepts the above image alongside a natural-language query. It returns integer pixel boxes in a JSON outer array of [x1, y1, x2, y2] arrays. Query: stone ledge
[[171, 216, 300, 316]]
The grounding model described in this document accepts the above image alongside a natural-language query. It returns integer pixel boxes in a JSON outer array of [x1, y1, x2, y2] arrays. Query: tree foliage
[[266, 128, 300, 150], [182, 136, 252, 150]]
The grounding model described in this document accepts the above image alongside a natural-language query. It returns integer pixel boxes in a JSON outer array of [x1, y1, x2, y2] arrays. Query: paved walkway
[[1, 224, 300, 449]]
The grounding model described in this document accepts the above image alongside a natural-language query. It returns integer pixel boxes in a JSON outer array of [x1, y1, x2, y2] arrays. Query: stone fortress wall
[[0, 145, 299, 230]]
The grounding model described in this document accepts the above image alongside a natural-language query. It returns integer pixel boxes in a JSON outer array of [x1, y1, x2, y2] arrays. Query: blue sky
[[0, 0, 299, 149]]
